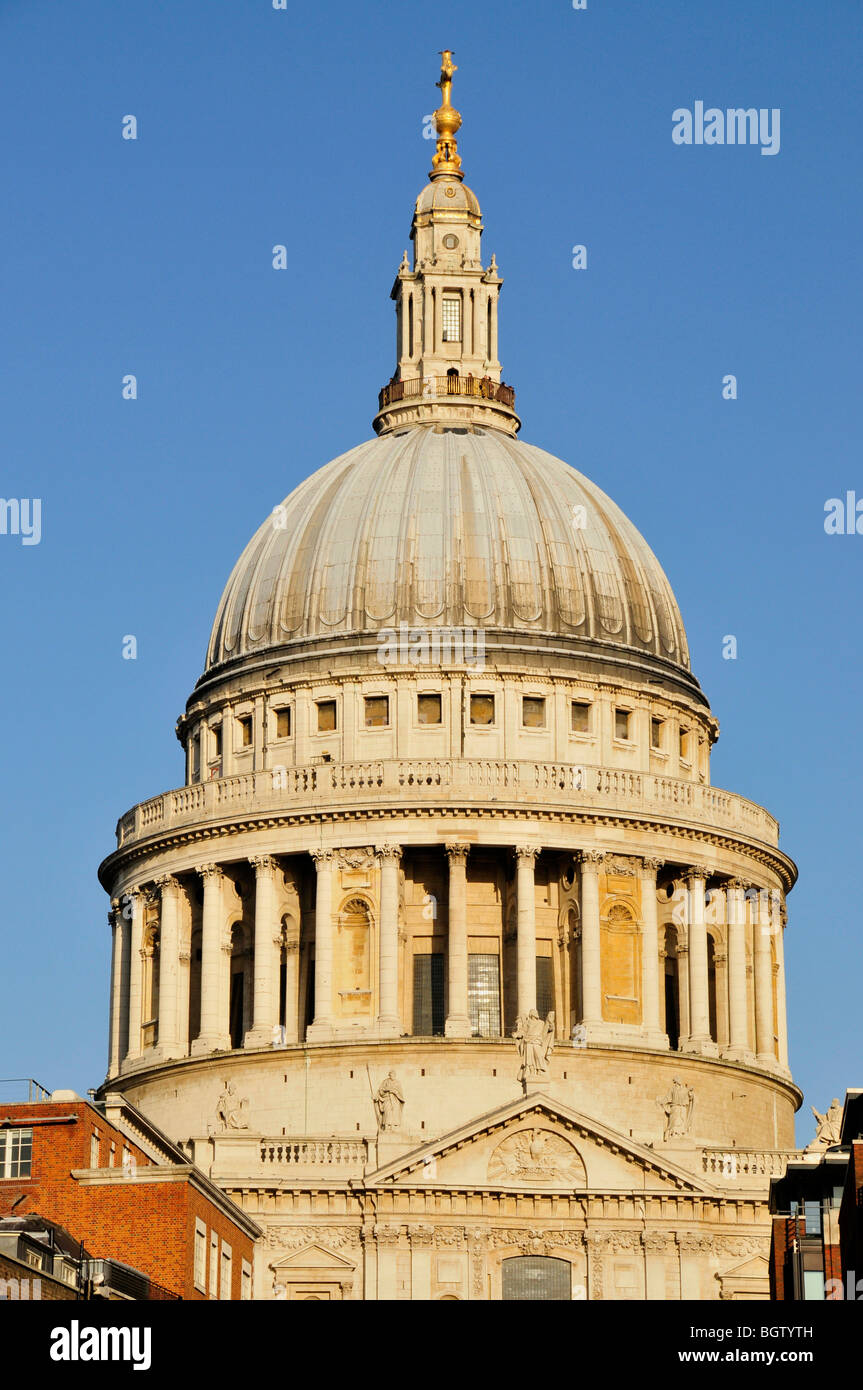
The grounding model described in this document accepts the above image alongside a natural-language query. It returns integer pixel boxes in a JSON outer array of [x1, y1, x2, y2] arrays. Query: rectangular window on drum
[[536, 958, 554, 1019], [468, 954, 501, 1037], [442, 295, 461, 342], [364, 696, 389, 728], [571, 701, 591, 733], [418, 692, 442, 725], [412, 954, 445, 1036], [317, 700, 337, 732]]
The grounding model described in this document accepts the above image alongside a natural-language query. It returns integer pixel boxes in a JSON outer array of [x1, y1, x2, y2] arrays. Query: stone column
[[775, 896, 790, 1071], [284, 937, 300, 1044], [579, 851, 604, 1027], [725, 880, 749, 1059], [515, 846, 539, 1018], [434, 289, 443, 358], [306, 850, 334, 1039], [685, 867, 712, 1051], [423, 283, 433, 357], [444, 843, 471, 1037], [192, 864, 229, 1054], [124, 889, 145, 1062], [753, 888, 775, 1064], [639, 858, 665, 1044], [220, 705, 234, 778], [155, 875, 182, 1058], [377, 844, 402, 1036], [246, 856, 281, 1048], [108, 901, 129, 1076]]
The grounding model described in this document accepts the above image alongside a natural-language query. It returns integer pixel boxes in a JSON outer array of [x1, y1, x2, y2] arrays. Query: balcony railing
[[378, 374, 516, 410], [260, 1137, 368, 1169], [113, 758, 780, 853], [700, 1148, 802, 1181]]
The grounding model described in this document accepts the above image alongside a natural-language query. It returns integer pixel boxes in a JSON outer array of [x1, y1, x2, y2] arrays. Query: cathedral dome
[[204, 425, 691, 679]]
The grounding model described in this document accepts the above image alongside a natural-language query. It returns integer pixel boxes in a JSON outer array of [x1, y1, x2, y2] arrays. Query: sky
[[0, 0, 860, 1145]]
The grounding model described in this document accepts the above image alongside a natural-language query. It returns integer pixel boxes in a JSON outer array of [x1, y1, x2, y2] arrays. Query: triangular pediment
[[718, 1254, 769, 1279], [367, 1093, 717, 1195], [271, 1243, 355, 1271]]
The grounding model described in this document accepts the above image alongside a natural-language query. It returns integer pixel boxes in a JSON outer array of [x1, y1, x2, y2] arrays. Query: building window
[[364, 696, 389, 728], [0, 1127, 32, 1179], [413, 954, 445, 1036], [442, 234, 459, 250], [238, 716, 253, 747], [615, 709, 631, 740], [501, 1255, 573, 1301], [651, 717, 664, 750], [571, 701, 591, 734], [803, 1200, 822, 1236], [802, 1270, 826, 1301], [470, 694, 495, 726], [213, 725, 223, 757], [220, 1243, 233, 1301], [90, 1132, 100, 1168], [317, 700, 337, 732], [522, 697, 546, 729], [194, 1221, 207, 1292], [109, 1142, 116, 1168], [241, 1259, 252, 1301], [679, 728, 689, 760], [468, 954, 501, 1037], [536, 958, 554, 1018], [209, 1232, 219, 1300], [418, 692, 442, 725], [275, 707, 291, 739], [442, 295, 461, 342]]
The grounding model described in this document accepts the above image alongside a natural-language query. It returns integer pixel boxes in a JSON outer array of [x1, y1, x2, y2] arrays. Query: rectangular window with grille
[[468, 953, 501, 1037], [442, 295, 461, 342], [523, 696, 546, 729], [536, 957, 554, 1018], [0, 1128, 32, 1179], [413, 953, 445, 1035]]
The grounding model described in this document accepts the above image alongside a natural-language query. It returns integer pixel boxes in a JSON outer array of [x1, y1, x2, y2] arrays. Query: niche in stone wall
[[600, 901, 642, 1026], [336, 897, 372, 1018]]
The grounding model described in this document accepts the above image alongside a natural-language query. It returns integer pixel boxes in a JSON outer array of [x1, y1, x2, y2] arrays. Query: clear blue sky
[[0, 0, 859, 1145]]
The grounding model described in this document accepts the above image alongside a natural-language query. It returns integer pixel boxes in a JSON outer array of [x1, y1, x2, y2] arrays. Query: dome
[[205, 426, 691, 678], [414, 178, 482, 217]]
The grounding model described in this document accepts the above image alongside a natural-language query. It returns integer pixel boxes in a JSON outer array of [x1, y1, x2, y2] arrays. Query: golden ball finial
[[430, 48, 464, 180]]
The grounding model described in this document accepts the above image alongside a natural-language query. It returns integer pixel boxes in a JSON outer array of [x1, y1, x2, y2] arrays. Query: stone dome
[[205, 425, 691, 678], [414, 178, 482, 217]]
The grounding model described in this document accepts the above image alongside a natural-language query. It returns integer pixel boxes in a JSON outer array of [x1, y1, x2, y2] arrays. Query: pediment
[[718, 1254, 769, 1280], [271, 1243, 355, 1271], [368, 1093, 716, 1195]]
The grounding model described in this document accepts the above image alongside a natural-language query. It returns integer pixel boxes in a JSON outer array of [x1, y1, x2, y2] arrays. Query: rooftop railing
[[378, 374, 516, 410]]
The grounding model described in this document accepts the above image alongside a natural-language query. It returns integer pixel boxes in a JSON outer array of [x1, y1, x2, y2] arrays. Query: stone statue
[[807, 1098, 843, 1151], [216, 1079, 249, 1132], [658, 1077, 694, 1140], [513, 1009, 555, 1083], [373, 1071, 404, 1131]]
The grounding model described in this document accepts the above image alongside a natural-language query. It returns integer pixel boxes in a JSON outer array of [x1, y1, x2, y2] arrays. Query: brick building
[[769, 1089, 863, 1300], [0, 1088, 259, 1300]]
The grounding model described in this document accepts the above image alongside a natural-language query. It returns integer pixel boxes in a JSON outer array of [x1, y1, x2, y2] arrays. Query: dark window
[[468, 954, 500, 1037], [651, 717, 664, 749], [413, 954, 445, 1036], [502, 1256, 572, 1302], [317, 701, 337, 733], [470, 694, 495, 726], [418, 693, 442, 725], [276, 708, 291, 739], [213, 725, 223, 756], [522, 697, 546, 729], [571, 701, 590, 733], [615, 708, 631, 740], [238, 716, 253, 747], [364, 696, 389, 728], [536, 958, 554, 1019], [229, 972, 244, 1050], [305, 960, 316, 1033], [803, 1200, 822, 1236], [679, 728, 689, 759]]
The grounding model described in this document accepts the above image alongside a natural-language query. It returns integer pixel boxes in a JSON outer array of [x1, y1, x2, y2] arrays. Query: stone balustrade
[[115, 758, 779, 851], [260, 1137, 368, 1169], [701, 1148, 803, 1181]]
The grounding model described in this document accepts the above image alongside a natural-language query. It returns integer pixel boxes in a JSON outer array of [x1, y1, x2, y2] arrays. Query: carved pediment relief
[[488, 1128, 586, 1187], [271, 1242, 355, 1271]]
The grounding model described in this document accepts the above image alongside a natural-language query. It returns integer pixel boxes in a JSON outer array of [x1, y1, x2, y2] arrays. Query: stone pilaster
[[515, 846, 540, 1018], [444, 843, 470, 1037], [578, 851, 604, 1031], [124, 889, 145, 1062], [376, 844, 402, 1036]]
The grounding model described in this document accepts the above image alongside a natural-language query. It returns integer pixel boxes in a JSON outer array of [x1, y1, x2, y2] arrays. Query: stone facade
[[96, 55, 801, 1300]]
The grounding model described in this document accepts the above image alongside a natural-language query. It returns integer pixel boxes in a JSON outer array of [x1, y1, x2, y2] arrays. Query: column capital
[[725, 877, 748, 891], [155, 873, 180, 893], [445, 841, 470, 863], [375, 842, 403, 864], [640, 856, 664, 874], [310, 848, 335, 867], [250, 855, 279, 875], [514, 844, 540, 862], [684, 864, 710, 882], [200, 863, 224, 882], [578, 850, 605, 868]]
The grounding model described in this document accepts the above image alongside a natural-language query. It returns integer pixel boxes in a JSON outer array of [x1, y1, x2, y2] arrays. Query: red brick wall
[[769, 1215, 798, 1300], [0, 1102, 253, 1299], [0, 1252, 77, 1301]]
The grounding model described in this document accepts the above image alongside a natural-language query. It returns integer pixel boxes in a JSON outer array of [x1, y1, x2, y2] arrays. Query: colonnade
[[107, 846, 789, 1079]]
